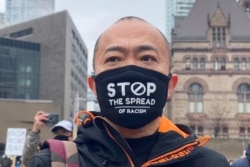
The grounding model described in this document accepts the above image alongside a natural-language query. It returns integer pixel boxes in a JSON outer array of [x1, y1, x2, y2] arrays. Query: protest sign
[[5, 128, 27, 156]]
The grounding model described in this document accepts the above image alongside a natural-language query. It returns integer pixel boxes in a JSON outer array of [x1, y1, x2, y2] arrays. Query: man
[[22, 111, 73, 167], [230, 142, 250, 167], [31, 16, 229, 166]]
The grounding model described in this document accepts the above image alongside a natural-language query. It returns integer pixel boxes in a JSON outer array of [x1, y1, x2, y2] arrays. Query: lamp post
[[73, 91, 86, 139]]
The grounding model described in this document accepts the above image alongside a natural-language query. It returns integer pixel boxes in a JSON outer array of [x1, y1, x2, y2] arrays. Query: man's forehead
[[103, 19, 157, 35], [98, 20, 166, 48]]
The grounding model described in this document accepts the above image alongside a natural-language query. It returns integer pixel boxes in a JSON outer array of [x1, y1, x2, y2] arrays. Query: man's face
[[94, 20, 170, 75]]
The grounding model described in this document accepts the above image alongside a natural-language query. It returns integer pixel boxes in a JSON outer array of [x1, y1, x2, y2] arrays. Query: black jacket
[[31, 112, 230, 167]]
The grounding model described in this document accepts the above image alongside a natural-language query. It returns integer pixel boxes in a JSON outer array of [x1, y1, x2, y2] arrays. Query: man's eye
[[105, 57, 120, 63], [140, 55, 156, 62]]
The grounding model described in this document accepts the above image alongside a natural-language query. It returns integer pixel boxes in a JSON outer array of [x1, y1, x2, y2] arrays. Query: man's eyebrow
[[104, 46, 127, 54], [134, 45, 158, 54]]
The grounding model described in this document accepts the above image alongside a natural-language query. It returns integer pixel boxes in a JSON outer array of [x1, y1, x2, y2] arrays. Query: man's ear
[[88, 76, 97, 96], [167, 73, 178, 100]]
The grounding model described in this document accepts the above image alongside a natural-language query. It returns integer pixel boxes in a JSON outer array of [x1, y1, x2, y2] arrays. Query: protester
[[22, 111, 73, 167], [228, 159, 234, 166], [30, 16, 230, 166], [230, 142, 250, 167], [15, 156, 22, 167], [0, 155, 12, 167]]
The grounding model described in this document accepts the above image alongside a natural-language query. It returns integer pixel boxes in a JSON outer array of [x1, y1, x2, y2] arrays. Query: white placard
[[5, 128, 27, 156]]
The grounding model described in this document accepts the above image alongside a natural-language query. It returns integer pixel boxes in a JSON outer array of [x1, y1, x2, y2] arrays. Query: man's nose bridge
[[126, 51, 137, 65], [126, 59, 136, 66]]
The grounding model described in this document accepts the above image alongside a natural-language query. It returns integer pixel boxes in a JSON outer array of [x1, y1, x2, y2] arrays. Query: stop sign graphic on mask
[[94, 65, 171, 129]]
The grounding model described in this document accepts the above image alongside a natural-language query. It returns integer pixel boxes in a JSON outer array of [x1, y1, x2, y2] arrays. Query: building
[[238, 0, 250, 17], [0, 37, 40, 99], [171, 0, 250, 139], [86, 87, 100, 112], [166, 0, 175, 43], [166, 0, 196, 42], [0, 13, 5, 28], [0, 99, 61, 155], [175, 0, 196, 16], [5, 0, 55, 25], [0, 11, 88, 120]]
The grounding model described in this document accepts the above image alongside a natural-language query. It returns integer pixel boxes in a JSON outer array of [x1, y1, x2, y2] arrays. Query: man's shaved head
[[92, 16, 171, 73]]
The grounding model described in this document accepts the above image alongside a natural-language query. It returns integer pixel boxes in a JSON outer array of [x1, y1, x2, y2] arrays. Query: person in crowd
[[22, 111, 73, 167], [0, 155, 12, 167], [30, 16, 230, 167], [230, 142, 250, 167]]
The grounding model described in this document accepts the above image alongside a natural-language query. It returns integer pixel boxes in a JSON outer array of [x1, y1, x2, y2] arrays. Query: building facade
[[0, 11, 88, 120], [0, 37, 40, 99], [171, 0, 250, 139], [5, 0, 55, 25], [0, 13, 5, 28]]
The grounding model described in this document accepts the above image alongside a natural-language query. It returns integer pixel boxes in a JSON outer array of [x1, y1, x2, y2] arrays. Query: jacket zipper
[[141, 141, 199, 167]]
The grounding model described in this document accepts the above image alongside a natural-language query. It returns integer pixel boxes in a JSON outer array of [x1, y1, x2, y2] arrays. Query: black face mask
[[53, 135, 70, 141], [94, 65, 171, 129]]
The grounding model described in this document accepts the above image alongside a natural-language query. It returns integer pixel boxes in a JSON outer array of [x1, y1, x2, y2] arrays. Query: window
[[237, 83, 250, 113], [239, 127, 250, 138], [185, 58, 191, 70], [214, 126, 229, 138], [213, 58, 219, 70], [26, 80, 31, 86], [234, 58, 239, 70], [188, 83, 203, 113], [9, 28, 33, 38], [220, 58, 226, 70], [26, 66, 32, 72], [248, 58, 250, 70], [197, 126, 204, 136], [239, 127, 245, 138], [212, 27, 226, 47], [248, 127, 250, 138], [214, 126, 220, 138], [200, 58, 206, 70], [223, 127, 228, 134], [190, 126, 195, 132], [193, 58, 198, 70], [241, 58, 247, 70], [213, 57, 226, 71], [190, 125, 203, 136], [19, 80, 25, 86]]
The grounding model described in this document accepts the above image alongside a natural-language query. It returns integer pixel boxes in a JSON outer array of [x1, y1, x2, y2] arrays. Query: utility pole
[[73, 91, 86, 139]]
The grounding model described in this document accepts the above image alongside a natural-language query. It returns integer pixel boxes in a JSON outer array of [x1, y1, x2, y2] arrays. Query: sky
[[0, 0, 166, 73]]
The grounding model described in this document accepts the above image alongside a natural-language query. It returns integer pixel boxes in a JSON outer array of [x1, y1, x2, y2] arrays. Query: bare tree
[[207, 103, 231, 138]]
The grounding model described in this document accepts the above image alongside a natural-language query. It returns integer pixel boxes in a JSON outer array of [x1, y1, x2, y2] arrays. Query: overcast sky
[[0, 0, 166, 73]]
